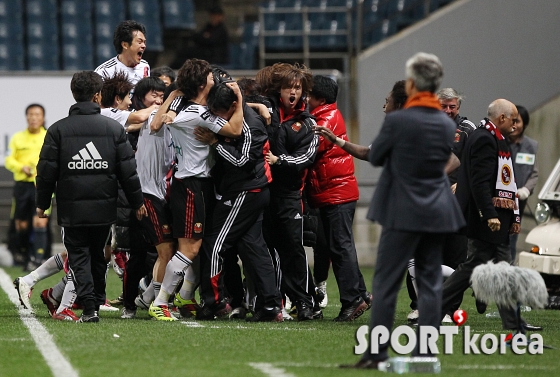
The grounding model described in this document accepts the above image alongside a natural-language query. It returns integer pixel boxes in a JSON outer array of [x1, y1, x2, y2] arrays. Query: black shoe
[[78, 311, 99, 323], [362, 292, 373, 310], [296, 303, 313, 321], [475, 299, 487, 314], [340, 359, 385, 369], [196, 300, 232, 321], [312, 309, 324, 320], [246, 307, 283, 322], [333, 297, 368, 322], [524, 323, 543, 331]]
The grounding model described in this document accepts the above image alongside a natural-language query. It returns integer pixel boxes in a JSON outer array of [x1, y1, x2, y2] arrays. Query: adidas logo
[[68, 142, 108, 170], [223, 200, 232, 207], [294, 213, 302, 220]]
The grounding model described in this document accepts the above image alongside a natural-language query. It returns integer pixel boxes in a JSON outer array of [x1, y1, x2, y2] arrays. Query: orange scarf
[[403, 92, 441, 110]]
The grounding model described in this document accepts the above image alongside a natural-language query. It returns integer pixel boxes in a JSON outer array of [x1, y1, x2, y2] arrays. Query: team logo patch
[[194, 223, 203, 233], [501, 164, 512, 185], [162, 225, 171, 235], [454, 132, 460, 142], [291, 122, 302, 132]]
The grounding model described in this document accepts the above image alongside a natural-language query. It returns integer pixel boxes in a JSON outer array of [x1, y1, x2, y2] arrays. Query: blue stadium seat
[[162, 0, 196, 30], [26, 0, 59, 70], [0, 0, 24, 70], [61, 0, 93, 70], [128, 0, 164, 51], [362, 18, 395, 46], [93, 0, 125, 63], [239, 22, 259, 69]]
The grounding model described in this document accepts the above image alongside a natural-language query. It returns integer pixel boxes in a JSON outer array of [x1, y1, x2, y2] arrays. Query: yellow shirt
[[5, 128, 47, 182]]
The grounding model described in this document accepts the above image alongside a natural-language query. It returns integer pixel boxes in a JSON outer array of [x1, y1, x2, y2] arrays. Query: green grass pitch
[[1, 265, 558, 377]]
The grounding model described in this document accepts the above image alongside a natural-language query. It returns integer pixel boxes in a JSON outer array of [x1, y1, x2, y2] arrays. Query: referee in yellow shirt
[[5, 104, 49, 269]]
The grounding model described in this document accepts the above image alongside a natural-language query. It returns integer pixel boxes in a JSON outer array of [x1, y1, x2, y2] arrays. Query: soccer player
[[151, 66, 176, 86], [148, 59, 243, 321], [95, 20, 150, 87]]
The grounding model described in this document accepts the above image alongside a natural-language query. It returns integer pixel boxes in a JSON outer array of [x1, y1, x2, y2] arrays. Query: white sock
[[141, 281, 155, 303], [153, 253, 192, 306], [178, 265, 198, 300], [52, 276, 67, 301], [57, 274, 76, 313], [153, 282, 161, 300], [22, 253, 64, 287]]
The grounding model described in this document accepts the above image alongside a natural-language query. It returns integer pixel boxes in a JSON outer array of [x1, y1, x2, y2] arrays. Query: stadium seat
[[61, 0, 93, 70], [162, 0, 196, 30], [128, 0, 164, 51], [26, 0, 59, 70], [28, 43, 59, 71], [0, 0, 24, 70], [239, 22, 259, 69]]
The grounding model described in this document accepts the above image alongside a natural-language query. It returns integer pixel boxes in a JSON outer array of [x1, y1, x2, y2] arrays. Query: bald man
[[440, 99, 541, 332]]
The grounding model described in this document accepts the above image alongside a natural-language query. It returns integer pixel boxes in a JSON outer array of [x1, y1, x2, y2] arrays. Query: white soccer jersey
[[95, 56, 150, 86], [100, 107, 131, 129], [167, 103, 227, 179], [135, 112, 175, 200]]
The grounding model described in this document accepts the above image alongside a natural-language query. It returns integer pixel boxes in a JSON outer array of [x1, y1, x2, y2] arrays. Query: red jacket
[[306, 103, 359, 207]]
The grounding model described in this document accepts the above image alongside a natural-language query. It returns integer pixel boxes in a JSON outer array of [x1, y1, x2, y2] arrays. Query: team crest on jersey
[[454, 132, 460, 142], [501, 164, 512, 185], [162, 225, 171, 235], [291, 122, 302, 132], [194, 223, 203, 233]]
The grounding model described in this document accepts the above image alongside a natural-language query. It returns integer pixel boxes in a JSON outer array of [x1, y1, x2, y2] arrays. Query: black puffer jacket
[[36, 102, 143, 227]]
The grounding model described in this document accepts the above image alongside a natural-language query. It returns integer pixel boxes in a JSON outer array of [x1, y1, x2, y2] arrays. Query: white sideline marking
[[0, 268, 79, 377], [453, 364, 555, 370], [249, 363, 296, 377]]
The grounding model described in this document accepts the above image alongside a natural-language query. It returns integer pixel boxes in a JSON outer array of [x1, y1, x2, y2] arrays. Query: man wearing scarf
[[343, 52, 465, 369], [440, 99, 541, 332]]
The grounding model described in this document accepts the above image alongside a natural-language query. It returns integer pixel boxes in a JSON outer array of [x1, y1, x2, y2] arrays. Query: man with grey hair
[[440, 99, 542, 332], [342, 52, 465, 369]]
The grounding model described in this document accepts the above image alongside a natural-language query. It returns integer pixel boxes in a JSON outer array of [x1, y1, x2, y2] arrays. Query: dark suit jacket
[[367, 107, 465, 233], [455, 127, 514, 244]]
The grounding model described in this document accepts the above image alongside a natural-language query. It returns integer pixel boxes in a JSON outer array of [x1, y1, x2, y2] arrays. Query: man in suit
[[439, 99, 542, 332], [343, 52, 465, 369]]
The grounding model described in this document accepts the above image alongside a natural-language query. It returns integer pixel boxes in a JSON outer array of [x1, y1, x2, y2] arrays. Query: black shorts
[[141, 193, 174, 245], [13, 181, 36, 221], [170, 176, 215, 240]]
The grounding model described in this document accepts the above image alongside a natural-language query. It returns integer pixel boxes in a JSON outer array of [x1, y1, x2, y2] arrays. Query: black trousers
[[440, 238, 523, 330], [318, 201, 365, 306], [362, 229, 445, 362], [200, 188, 281, 310], [123, 224, 156, 310], [264, 194, 313, 308], [63, 226, 111, 314]]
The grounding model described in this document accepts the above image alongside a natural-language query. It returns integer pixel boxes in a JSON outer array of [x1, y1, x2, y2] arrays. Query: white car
[[518, 158, 560, 306]]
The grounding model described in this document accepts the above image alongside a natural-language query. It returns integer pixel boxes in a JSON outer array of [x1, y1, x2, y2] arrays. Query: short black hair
[[151, 66, 176, 83], [25, 103, 45, 116], [391, 80, 407, 110], [71, 71, 103, 102], [310, 75, 338, 104], [113, 20, 146, 54], [516, 105, 530, 131], [131, 76, 166, 110], [207, 84, 237, 114], [100, 71, 134, 108], [164, 82, 178, 102], [176, 59, 212, 101]]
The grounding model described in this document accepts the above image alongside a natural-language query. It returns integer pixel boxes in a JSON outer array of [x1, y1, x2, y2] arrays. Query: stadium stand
[[61, 0, 94, 70], [0, 0, 25, 70]]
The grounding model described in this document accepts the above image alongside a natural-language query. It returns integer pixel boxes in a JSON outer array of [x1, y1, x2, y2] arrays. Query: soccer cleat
[[296, 303, 314, 321], [281, 307, 294, 321], [99, 300, 119, 312], [333, 297, 368, 322], [363, 292, 373, 311], [317, 281, 328, 308], [312, 309, 324, 320], [148, 303, 177, 321], [196, 300, 232, 320], [52, 308, 79, 322], [78, 311, 99, 323], [246, 307, 283, 322], [284, 295, 292, 311], [13, 277, 33, 310], [108, 294, 124, 306], [229, 306, 247, 319], [138, 276, 150, 295], [173, 292, 200, 318], [120, 307, 137, 319], [442, 314, 453, 323], [40, 288, 60, 317], [407, 309, 419, 321], [134, 295, 150, 310]]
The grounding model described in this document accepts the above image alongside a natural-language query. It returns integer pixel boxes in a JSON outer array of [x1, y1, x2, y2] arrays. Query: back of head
[[176, 58, 212, 100], [437, 87, 463, 106], [311, 75, 338, 104], [131, 76, 166, 110], [270, 63, 313, 98], [487, 99, 514, 121], [101, 71, 134, 108], [255, 66, 274, 95], [207, 84, 236, 114], [113, 20, 146, 54], [151, 66, 176, 83], [391, 80, 408, 110], [405, 52, 443, 93], [71, 71, 103, 102]]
